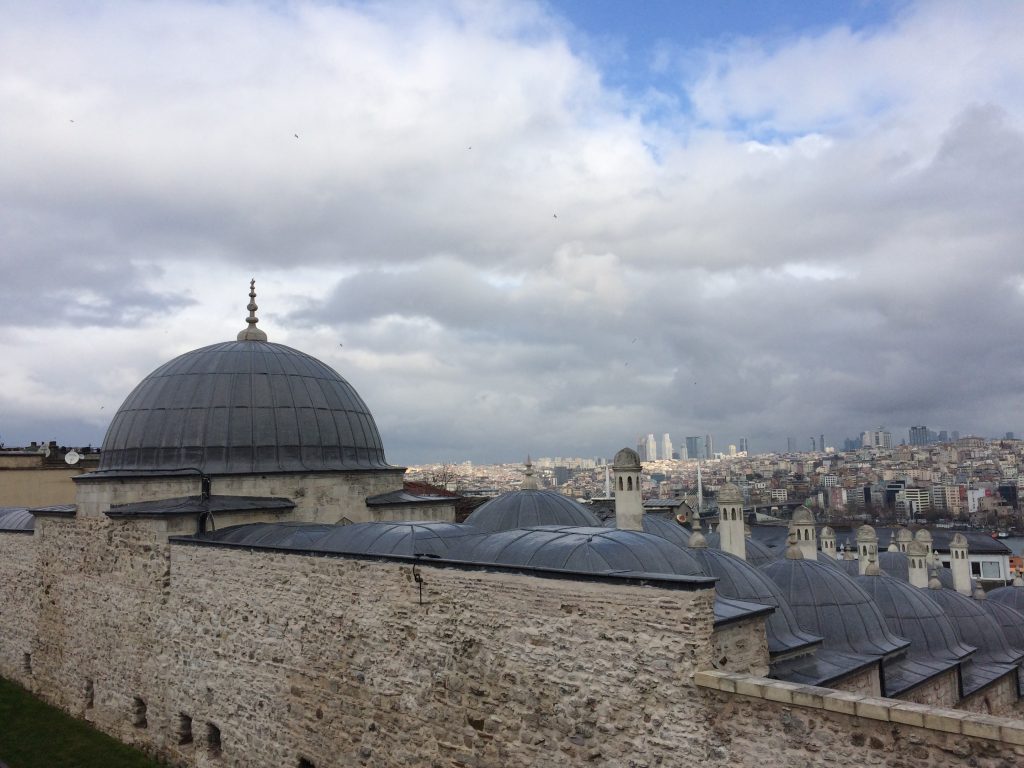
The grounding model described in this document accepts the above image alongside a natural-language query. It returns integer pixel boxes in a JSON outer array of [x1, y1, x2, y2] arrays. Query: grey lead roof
[[688, 546, 822, 656], [448, 525, 706, 576], [0, 507, 34, 532], [105, 495, 295, 518], [94, 340, 390, 477], [762, 558, 910, 660], [463, 490, 600, 532]]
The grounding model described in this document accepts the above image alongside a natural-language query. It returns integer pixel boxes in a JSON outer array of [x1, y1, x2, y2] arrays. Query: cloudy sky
[[2, 1, 1024, 464]]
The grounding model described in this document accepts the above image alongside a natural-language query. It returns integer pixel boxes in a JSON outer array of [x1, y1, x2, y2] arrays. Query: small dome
[[950, 532, 968, 548], [688, 546, 821, 656], [988, 581, 1024, 614], [820, 525, 835, 538], [925, 588, 1023, 667], [612, 447, 642, 469], [876, 551, 910, 581], [914, 529, 933, 545], [308, 521, 476, 557], [762, 557, 909, 659], [717, 483, 743, 504], [856, 524, 877, 542], [976, 598, 1024, 651], [450, 526, 705, 576], [0, 507, 35, 532], [854, 573, 974, 662], [896, 528, 914, 544], [98, 341, 390, 475], [464, 490, 599, 532], [791, 506, 814, 524]]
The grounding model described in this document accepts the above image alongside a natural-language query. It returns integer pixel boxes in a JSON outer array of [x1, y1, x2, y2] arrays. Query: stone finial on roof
[[1014, 575, 1024, 587], [928, 565, 943, 590], [237, 278, 268, 341], [864, 552, 881, 576], [522, 455, 539, 490], [973, 585, 987, 600], [688, 531, 708, 549], [784, 531, 804, 560]]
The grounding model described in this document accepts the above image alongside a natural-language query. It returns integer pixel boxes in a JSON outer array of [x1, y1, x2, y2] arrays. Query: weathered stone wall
[[709, 618, 769, 676], [959, 673, 1019, 717], [74, 470, 407, 524], [697, 671, 1024, 768], [0, 531, 37, 688], [901, 668, 960, 709], [833, 665, 882, 697]]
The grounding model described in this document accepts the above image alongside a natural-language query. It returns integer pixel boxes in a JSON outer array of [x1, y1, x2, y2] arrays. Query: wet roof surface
[[105, 495, 294, 518], [463, 490, 599, 532]]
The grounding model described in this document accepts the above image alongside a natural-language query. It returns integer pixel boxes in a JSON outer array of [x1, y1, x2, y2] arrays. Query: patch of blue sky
[[545, 0, 909, 106]]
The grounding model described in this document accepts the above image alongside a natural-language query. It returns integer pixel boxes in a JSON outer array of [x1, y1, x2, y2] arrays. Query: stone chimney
[[717, 482, 745, 561], [949, 532, 971, 596], [907, 540, 930, 589], [856, 524, 878, 576], [789, 506, 817, 561], [915, 529, 934, 567], [611, 447, 644, 531], [820, 526, 836, 559]]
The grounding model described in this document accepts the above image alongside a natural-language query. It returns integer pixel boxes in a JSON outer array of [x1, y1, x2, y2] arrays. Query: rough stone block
[[854, 696, 891, 722], [821, 691, 863, 716], [923, 710, 966, 734]]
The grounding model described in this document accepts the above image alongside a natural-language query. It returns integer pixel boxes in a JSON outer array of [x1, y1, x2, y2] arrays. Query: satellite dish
[[65, 450, 81, 466]]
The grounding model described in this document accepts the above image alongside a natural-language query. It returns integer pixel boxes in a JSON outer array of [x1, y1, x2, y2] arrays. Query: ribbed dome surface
[[98, 341, 389, 475], [464, 490, 599, 532], [0, 507, 35, 531], [449, 526, 705, 576], [202, 521, 475, 558], [854, 574, 974, 661], [987, 583, 1024, 614], [925, 588, 1023, 665], [762, 558, 909, 658], [688, 546, 821, 655], [603, 514, 690, 548]]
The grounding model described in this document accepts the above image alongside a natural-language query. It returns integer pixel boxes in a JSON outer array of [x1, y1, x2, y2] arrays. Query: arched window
[[618, 477, 623, 491], [627, 477, 633, 491]]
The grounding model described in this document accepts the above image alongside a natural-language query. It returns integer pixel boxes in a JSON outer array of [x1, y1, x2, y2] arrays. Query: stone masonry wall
[[698, 671, 1024, 768], [901, 668, 960, 709], [959, 673, 1019, 717], [709, 618, 769, 676], [0, 531, 37, 689]]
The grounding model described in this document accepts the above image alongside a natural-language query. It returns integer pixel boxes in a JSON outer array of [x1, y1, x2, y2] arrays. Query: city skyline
[[2, 1, 1024, 465]]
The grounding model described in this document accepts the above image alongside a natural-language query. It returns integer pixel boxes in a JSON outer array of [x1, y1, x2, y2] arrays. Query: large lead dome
[[98, 283, 389, 476]]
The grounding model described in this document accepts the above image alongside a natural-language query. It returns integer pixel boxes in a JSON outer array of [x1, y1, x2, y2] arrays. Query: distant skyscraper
[[1006, 432, 1015, 440], [661, 433, 673, 462], [820, 434, 825, 453], [909, 426, 929, 446], [704, 434, 713, 459], [862, 429, 892, 449], [646, 433, 657, 462], [810, 437, 816, 452], [636, 435, 646, 461], [937, 430, 948, 443], [787, 437, 796, 453], [952, 430, 960, 442], [685, 436, 701, 460], [739, 437, 749, 454]]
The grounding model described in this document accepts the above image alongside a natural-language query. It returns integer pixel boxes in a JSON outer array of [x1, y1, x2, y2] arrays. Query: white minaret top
[[820, 525, 836, 560], [790, 506, 817, 561], [717, 482, 745, 561], [237, 278, 268, 341], [856, 524, 878, 576], [907, 540, 930, 589], [949, 532, 971, 596], [612, 447, 644, 531]]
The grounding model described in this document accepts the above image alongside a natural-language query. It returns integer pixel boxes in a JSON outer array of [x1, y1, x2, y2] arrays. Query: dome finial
[[237, 278, 268, 341], [522, 455, 539, 490]]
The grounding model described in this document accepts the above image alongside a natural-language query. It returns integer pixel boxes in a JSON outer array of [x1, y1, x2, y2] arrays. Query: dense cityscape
[[408, 428, 1024, 530]]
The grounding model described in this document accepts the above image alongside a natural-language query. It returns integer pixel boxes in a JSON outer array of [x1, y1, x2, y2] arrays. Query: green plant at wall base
[[0, 678, 163, 768]]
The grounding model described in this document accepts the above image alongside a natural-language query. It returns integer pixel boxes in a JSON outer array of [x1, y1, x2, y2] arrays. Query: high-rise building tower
[[786, 437, 796, 453], [661, 433, 672, 462], [645, 433, 657, 462], [861, 429, 892, 449], [685, 436, 701, 460], [739, 437, 749, 454], [909, 426, 929, 446], [636, 435, 646, 461], [820, 434, 825, 453], [704, 434, 713, 459]]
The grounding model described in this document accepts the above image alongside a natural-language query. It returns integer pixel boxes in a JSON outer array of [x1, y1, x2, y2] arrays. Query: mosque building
[[2, 284, 1024, 767]]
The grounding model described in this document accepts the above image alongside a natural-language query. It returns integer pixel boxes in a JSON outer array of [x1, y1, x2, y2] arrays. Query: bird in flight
[[294, 133, 299, 139]]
